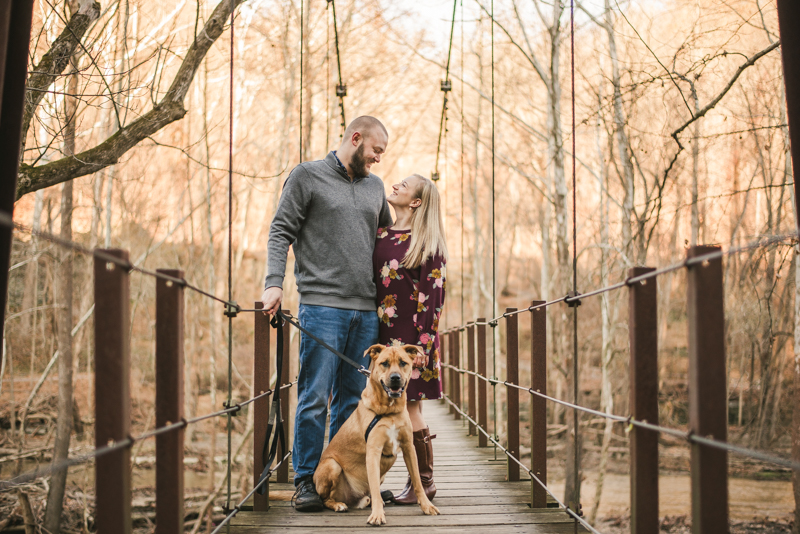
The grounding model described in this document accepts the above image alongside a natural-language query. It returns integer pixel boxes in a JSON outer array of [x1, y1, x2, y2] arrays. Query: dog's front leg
[[399, 432, 440, 516], [365, 444, 386, 526]]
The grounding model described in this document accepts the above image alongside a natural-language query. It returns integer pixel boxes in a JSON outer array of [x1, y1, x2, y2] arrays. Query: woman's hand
[[413, 348, 427, 369]]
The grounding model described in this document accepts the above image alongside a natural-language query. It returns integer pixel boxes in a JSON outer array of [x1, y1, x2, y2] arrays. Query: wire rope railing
[[0, 381, 296, 492]]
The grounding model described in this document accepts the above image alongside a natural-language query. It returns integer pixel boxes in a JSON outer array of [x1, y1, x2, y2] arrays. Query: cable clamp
[[488, 319, 499, 328], [566, 290, 582, 308], [223, 401, 242, 416], [224, 301, 240, 318], [440, 79, 452, 92], [431, 171, 440, 181], [336, 83, 348, 97]]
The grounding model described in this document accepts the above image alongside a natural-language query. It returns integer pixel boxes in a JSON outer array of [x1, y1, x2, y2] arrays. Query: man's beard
[[350, 143, 371, 178]]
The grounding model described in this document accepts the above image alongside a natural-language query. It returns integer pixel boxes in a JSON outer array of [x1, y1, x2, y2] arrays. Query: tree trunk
[[43, 56, 78, 532]]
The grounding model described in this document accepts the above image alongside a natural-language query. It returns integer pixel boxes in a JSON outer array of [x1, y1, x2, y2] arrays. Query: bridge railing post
[[253, 302, 271, 511], [94, 249, 132, 534], [506, 308, 520, 482], [530, 301, 547, 508], [277, 310, 291, 483], [628, 268, 659, 534], [477, 319, 488, 447], [467, 325, 477, 436], [453, 330, 461, 421], [687, 246, 729, 534], [155, 269, 185, 534]]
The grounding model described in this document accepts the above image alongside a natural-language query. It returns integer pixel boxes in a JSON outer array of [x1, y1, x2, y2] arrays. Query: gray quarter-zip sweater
[[265, 151, 393, 311]]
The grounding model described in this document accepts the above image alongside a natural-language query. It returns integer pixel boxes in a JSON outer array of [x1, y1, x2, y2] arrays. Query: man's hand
[[260, 287, 283, 316], [412, 348, 427, 369]]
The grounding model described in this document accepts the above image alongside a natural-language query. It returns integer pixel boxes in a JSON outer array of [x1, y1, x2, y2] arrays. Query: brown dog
[[313, 344, 440, 525]]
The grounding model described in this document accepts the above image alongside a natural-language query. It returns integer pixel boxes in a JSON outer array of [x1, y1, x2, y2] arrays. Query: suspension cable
[[328, 0, 346, 136], [460, 0, 465, 328], [434, 0, 459, 179], [226, 0, 236, 516], [490, 0, 498, 461], [569, 0, 580, 520]]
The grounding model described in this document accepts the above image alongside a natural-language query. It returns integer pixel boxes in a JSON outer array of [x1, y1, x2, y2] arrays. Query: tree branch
[[20, 1, 101, 159], [16, 0, 245, 199]]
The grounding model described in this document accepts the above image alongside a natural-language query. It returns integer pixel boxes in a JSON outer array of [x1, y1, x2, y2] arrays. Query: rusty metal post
[[277, 310, 291, 483], [155, 270, 184, 534], [628, 268, 659, 534], [446, 331, 455, 415], [253, 302, 271, 510], [530, 302, 547, 508], [0, 0, 33, 336], [477, 319, 488, 447], [453, 330, 461, 420], [777, 0, 800, 236], [505, 309, 520, 481], [467, 325, 477, 435], [687, 246, 729, 534], [94, 250, 131, 534]]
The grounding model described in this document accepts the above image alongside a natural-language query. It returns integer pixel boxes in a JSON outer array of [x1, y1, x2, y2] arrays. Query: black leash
[[256, 315, 288, 495], [276, 310, 371, 377]]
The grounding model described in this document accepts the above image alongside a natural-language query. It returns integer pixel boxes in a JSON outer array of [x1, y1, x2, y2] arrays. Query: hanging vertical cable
[[299, 0, 303, 162], [460, 0, 465, 327], [326, 1, 330, 150], [328, 0, 346, 136], [225, 0, 235, 522], [569, 0, 581, 525], [433, 0, 459, 181], [490, 0, 497, 460]]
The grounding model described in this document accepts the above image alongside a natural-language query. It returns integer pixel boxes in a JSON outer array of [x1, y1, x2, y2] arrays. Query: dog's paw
[[420, 501, 440, 516], [367, 509, 386, 526], [334, 502, 348, 512]]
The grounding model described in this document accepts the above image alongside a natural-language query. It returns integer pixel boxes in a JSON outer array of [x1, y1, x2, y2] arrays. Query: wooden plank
[[230, 512, 575, 527], [230, 526, 577, 534]]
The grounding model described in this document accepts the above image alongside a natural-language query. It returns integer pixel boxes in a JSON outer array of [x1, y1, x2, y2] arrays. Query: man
[[261, 116, 393, 512]]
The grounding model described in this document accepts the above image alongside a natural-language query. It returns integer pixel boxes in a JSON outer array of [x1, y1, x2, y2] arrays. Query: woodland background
[[1, 0, 798, 532]]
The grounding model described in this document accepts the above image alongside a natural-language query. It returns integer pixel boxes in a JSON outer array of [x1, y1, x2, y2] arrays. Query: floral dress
[[373, 227, 446, 401]]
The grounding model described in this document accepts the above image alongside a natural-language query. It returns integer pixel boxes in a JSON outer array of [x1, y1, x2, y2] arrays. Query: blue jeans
[[292, 304, 378, 484]]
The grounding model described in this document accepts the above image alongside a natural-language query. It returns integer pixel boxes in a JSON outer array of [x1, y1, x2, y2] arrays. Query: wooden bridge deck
[[232, 400, 584, 533]]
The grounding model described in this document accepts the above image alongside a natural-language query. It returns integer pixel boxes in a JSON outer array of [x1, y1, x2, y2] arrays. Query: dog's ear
[[364, 344, 385, 361], [401, 345, 423, 359]]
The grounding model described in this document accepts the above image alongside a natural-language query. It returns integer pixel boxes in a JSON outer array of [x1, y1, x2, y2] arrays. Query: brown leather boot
[[393, 427, 436, 504]]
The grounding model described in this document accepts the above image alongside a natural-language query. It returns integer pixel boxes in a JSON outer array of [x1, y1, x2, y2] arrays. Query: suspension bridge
[[2, 0, 800, 533]]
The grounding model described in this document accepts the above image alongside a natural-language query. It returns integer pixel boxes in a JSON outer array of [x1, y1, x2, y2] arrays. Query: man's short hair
[[344, 116, 388, 141]]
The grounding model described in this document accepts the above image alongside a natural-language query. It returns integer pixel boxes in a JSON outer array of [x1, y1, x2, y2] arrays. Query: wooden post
[[687, 246, 729, 534], [530, 301, 547, 508], [477, 319, 488, 447], [628, 268, 659, 534], [0, 0, 33, 336], [277, 310, 291, 483], [506, 309, 520, 482], [253, 302, 271, 511], [155, 269, 185, 534], [453, 331, 461, 420], [94, 250, 131, 534], [467, 325, 477, 435]]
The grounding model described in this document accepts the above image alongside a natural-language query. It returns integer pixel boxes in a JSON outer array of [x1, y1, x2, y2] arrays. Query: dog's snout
[[389, 372, 402, 383]]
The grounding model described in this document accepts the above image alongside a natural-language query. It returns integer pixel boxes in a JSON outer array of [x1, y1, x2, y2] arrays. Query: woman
[[373, 173, 447, 504]]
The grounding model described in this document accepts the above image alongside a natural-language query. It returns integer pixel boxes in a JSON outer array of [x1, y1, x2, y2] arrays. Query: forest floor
[[0, 375, 795, 533]]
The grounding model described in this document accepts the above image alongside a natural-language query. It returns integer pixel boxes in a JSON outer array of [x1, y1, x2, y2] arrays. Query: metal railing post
[[253, 302, 271, 510], [453, 330, 461, 420], [477, 319, 488, 447], [155, 269, 185, 534], [628, 268, 659, 534], [687, 246, 729, 534], [444, 331, 454, 415], [467, 325, 477, 435], [156, 269, 185, 534], [530, 301, 547, 508], [94, 249, 131, 534], [506, 308, 520, 482], [277, 310, 291, 483]]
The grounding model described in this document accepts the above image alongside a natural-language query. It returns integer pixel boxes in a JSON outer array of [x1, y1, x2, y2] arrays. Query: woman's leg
[[406, 400, 426, 432]]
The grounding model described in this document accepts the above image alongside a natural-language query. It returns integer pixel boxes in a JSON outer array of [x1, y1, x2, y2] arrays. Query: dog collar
[[364, 414, 384, 442]]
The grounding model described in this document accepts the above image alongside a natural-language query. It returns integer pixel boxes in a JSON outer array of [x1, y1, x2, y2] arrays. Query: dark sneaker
[[293, 477, 324, 512], [380, 489, 394, 504]]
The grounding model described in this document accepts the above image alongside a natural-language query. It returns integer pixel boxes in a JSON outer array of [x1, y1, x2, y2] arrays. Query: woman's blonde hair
[[402, 174, 448, 269]]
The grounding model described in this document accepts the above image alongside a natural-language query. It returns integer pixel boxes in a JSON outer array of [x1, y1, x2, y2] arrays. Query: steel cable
[[441, 362, 800, 471]]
